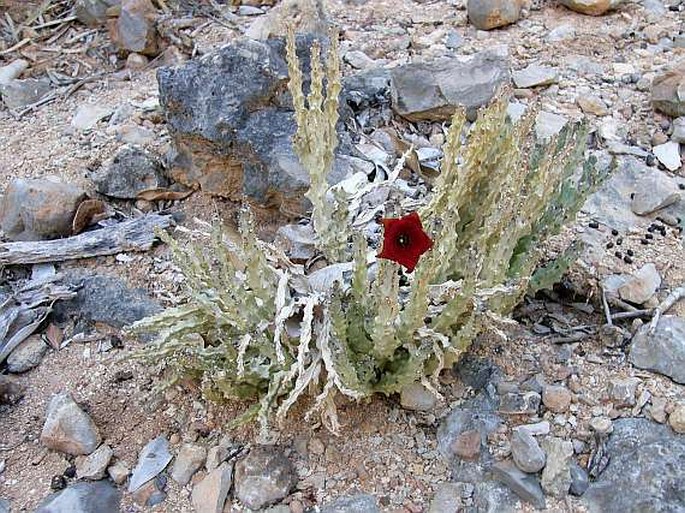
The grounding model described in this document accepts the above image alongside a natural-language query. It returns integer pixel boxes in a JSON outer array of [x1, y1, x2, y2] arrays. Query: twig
[[601, 287, 612, 326], [648, 283, 685, 334], [611, 309, 653, 320], [32, 15, 76, 30], [549, 331, 591, 344], [0, 37, 31, 55]]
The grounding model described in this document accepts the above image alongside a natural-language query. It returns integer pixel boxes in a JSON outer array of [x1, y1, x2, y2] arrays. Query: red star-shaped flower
[[377, 212, 433, 273]]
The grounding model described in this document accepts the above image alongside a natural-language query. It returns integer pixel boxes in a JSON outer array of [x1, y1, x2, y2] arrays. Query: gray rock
[[238, 5, 264, 15], [128, 436, 173, 492], [499, 391, 541, 415], [652, 63, 685, 118], [428, 483, 467, 513], [672, 117, 685, 144], [512, 64, 558, 89], [0, 78, 52, 110], [542, 385, 571, 413], [511, 430, 546, 473], [35, 480, 120, 513], [608, 378, 640, 408], [274, 224, 317, 262], [400, 382, 437, 411], [669, 405, 685, 434], [0, 375, 24, 405], [583, 156, 685, 232], [75, 0, 120, 26], [0, 178, 86, 241], [445, 30, 464, 49], [583, 418, 685, 512], [0, 59, 28, 86], [244, 0, 330, 41], [41, 392, 101, 456], [320, 494, 380, 513], [76, 444, 113, 480], [618, 263, 661, 305], [71, 104, 113, 131], [630, 315, 685, 384], [0, 498, 8, 513], [90, 147, 167, 199], [132, 475, 166, 507], [170, 443, 206, 486], [115, 124, 155, 146], [55, 272, 161, 329], [206, 436, 234, 472], [390, 50, 509, 122], [491, 461, 546, 509], [115, 0, 159, 55], [158, 36, 354, 215], [652, 141, 682, 172], [569, 462, 589, 497], [234, 446, 296, 510], [467, 0, 522, 30], [191, 462, 232, 513], [343, 50, 375, 70], [515, 421, 550, 437], [560, 0, 623, 15], [545, 24, 576, 42], [540, 437, 573, 498], [453, 355, 502, 390], [6, 334, 48, 373], [535, 111, 568, 141]]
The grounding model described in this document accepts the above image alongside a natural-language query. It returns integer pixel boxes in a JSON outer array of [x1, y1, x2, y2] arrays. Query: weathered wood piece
[[0, 214, 173, 265]]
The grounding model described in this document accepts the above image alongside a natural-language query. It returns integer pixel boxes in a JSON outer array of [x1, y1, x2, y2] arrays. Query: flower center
[[397, 234, 410, 247]]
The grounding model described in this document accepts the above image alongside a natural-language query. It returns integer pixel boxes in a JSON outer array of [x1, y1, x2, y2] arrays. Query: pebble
[[577, 95, 609, 116], [491, 461, 546, 509], [630, 316, 685, 384], [107, 460, 130, 485], [6, 334, 49, 373], [128, 436, 173, 493], [618, 263, 661, 305], [512, 64, 558, 89], [400, 382, 438, 411], [535, 111, 568, 141], [320, 494, 381, 513], [191, 462, 233, 513], [515, 421, 550, 437], [90, 146, 167, 199], [0, 78, 52, 110], [589, 416, 613, 434], [171, 443, 207, 486], [126, 53, 149, 70], [542, 385, 572, 413], [510, 429, 546, 473], [672, 117, 685, 143], [545, 24, 576, 42], [115, 123, 155, 146], [0, 59, 28, 86], [344, 50, 376, 70], [608, 377, 640, 408], [668, 405, 685, 434], [40, 393, 101, 456], [132, 475, 166, 507], [76, 444, 113, 480], [648, 396, 668, 424], [652, 141, 682, 171], [569, 462, 589, 496], [234, 446, 297, 510], [540, 437, 573, 498], [450, 429, 481, 460], [71, 104, 113, 131]]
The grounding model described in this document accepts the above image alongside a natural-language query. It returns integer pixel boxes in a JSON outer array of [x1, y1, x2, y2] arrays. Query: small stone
[[0, 59, 28, 86], [577, 95, 609, 116], [0, 179, 86, 241], [652, 141, 682, 172], [450, 429, 481, 461], [0, 498, 9, 513], [499, 391, 541, 415], [535, 111, 568, 141], [668, 405, 685, 434], [41, 393, 101, 456], [126, 52, 149, 70], [652, 63, 685, 118], [512, 64, 558, 89], [191, 462, 233, 513], [428, 483, 466, 513], [115, 123, 155, 146], [76, 444, 113, 480], [107, 460, 130, 485], [543, 385, 572, 413], [238, 5, 264, 15], [71, 104, 113, 131], [589, 416, 613, 435], [400, 382, 437, 411], [515, 421, 550, 437], [234, 446, 296, 510], [6, 334, 49, 373], [545, 24, 575, 42], [0, 375, 24, 405], [569, 462, 589, 496], [90, 147, 166, 199], [445, 30, 464, 49], [128, 436, 173, 492], [511, 429, 546, 473], [608, 378, 640, 408], [467, 0, 522, 30], [132, 475, 166, 507], [672, 117, 685, 144], [540, 437, 574, 498], [0, 78, 52, 110], [171, 443, 207, 486], [344, 50, 376, 70], [492, 461, 546, 509], [649, 397, 668, 424], [116, 0, 159, 55], [35, 480, 120, 513], [320, 494, 381, 513], [618, 263, 661, 305], [560, 0, 623, 15], [75, 0, 118, 26], [206, 436, 233, 471]]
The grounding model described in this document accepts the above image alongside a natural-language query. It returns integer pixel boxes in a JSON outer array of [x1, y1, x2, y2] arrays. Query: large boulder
[[390, 50, 509, 122], [158, 36, 354, 217]]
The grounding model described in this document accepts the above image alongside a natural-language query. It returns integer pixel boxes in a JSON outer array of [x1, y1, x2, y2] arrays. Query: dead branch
[[0, 214, 173, 265], [649, 283, 685, 334]]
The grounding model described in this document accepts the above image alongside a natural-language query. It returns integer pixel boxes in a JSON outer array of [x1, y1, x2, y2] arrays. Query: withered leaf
[[45, 323, 63, 351], [136, 188, 193, 202], [72, 199, 108, 235]]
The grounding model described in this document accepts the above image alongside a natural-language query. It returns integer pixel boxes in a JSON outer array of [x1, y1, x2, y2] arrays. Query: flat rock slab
[[320, 494, 380, 513], [512, 64, 558, 88], [129, 436, 173, 492], [390, 50, 510, 121], [35, 480, 120, 513], [583, 418, 685, 513], [630, 315, 685, 384]]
